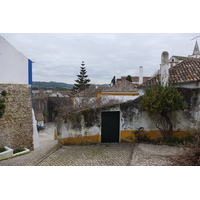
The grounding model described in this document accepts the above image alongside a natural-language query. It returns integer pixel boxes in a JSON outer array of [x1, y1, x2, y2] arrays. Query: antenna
[[191, 34, 200, 41]]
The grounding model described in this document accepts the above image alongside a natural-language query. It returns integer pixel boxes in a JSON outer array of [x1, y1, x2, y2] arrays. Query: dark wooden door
[[101, 111, 120, 143]]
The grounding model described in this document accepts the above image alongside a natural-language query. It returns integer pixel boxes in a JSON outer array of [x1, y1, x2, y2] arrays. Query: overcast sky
[[1, 33, 198, 84], [1, 1, 199, 85]]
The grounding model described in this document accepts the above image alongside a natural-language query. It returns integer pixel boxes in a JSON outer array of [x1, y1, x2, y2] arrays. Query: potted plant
[[0, 146, 13, 161], [13, 148, 30, 157]]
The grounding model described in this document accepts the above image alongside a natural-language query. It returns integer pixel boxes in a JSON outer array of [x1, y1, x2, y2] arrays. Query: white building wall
[[32, 109, 40, 149], [0, 36, 31, 84], [173, 82, 200, 89], [101, 95, 138, 103]]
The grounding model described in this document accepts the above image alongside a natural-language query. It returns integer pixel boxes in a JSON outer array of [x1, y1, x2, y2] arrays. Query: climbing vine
[[0, 90, 7, 119]]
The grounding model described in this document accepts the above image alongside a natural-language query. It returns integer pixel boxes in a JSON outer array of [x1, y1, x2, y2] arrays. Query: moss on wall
[[66, 111, 82, 130]]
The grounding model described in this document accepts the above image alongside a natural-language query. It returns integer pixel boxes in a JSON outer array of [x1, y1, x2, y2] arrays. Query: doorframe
[[100, 110, 121, 143]]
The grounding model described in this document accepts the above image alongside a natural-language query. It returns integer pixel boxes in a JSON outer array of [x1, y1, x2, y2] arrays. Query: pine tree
[[111, 76, 116, 85], [73, 61, 91, 92], [126, 75, 132, 82]]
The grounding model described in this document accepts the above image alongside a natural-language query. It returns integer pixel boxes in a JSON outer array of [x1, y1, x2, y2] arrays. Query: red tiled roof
[[120, 76, 151, 82], [140, 59, 200, 87], [74, 87, 99, 97], [140, 74, 161, 87], [169, 60, 200, 83], [104, 80, 138, 92]]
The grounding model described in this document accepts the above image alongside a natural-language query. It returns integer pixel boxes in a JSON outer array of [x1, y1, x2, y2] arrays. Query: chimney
[[160, 51, 169, 86], [139, 66, 143, 84]]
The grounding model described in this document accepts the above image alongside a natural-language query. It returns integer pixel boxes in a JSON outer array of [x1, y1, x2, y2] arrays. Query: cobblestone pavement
[[0, 140, 61, 166], [0, 122, 185, 166], [38, 143, 135, 166], [130, 143, 184, 166], [0, 141, 184, 166], [0, 123, 62, 166]]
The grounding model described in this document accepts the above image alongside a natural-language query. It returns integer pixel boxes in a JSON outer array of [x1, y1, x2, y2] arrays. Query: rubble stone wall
[[0, 84, 34, 150]]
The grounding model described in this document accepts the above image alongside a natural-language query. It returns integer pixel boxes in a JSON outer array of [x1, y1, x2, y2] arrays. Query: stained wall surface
[[57, 88, 200, 144]]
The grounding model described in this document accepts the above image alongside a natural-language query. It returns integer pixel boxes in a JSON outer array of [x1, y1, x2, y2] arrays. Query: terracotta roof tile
[[120, 76, 151, 82], [74, 87, 98, 97], [169, 60, 200, 83], [141, 59, 200, 87], [104, 80, 138, 92]]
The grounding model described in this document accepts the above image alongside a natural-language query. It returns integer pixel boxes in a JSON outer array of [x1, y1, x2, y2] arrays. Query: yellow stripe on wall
[[57, 130, 195, 144], [120, 130, 195, 142], [58, 135, 101, 145]]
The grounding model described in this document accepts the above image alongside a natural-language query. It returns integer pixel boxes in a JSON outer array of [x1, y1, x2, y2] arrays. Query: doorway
[[101, 111, 120, 143]]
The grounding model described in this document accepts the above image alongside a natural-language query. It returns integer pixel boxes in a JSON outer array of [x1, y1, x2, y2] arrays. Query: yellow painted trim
[[58, 131, 195, 145], [70, 96, 75, 106], [97, 91, 102, 99], [120, 130, 195, 143], [100, 93, 139, 96], [96, 91, 139, 98], [120, 130, 137, 142], [58, 135, 101, 145]]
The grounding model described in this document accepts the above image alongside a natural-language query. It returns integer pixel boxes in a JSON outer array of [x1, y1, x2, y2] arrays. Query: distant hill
[[32, 81, 108, 89], [32, 81, 74, 89]]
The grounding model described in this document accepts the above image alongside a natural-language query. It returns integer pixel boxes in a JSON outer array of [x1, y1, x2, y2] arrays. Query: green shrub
[[0, 92, 6, 118], [1, 90, 7, 97], [141, 135, 196, 146], [0, 109, 4, 118], [0, 147, 6, 153], [13, 148, 25, 154]]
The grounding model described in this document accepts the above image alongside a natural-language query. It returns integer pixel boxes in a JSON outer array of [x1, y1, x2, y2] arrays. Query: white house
[[139, 41, 200, 95], [0, 36, 32, 85], [0, 35, 39, 149]]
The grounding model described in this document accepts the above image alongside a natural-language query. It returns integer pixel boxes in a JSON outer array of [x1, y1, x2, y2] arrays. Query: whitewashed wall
[[32, 109, 40, 149], [0, 36, 32, 84], [101, 95, 138, 103]]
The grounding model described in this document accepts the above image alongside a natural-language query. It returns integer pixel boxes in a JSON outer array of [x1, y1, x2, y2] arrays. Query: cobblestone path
[[38, 143, 135, 166], [0, 123, 61, 166], [0, 140, 61, 166], [130, 143, 184, 166]]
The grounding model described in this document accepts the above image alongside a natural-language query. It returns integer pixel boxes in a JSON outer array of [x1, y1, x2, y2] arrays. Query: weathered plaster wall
[[57, 88, 200, 144], [57, 104, 120, 144], [57, 108, 101, 144], [0, 84, 34, 150], [177, 88, 200, 130]]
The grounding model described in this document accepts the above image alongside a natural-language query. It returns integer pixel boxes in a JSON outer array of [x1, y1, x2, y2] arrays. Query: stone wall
[[0, 84, 34, 150], [57, 88, 200, 144], [33, 96, 72, 122]]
